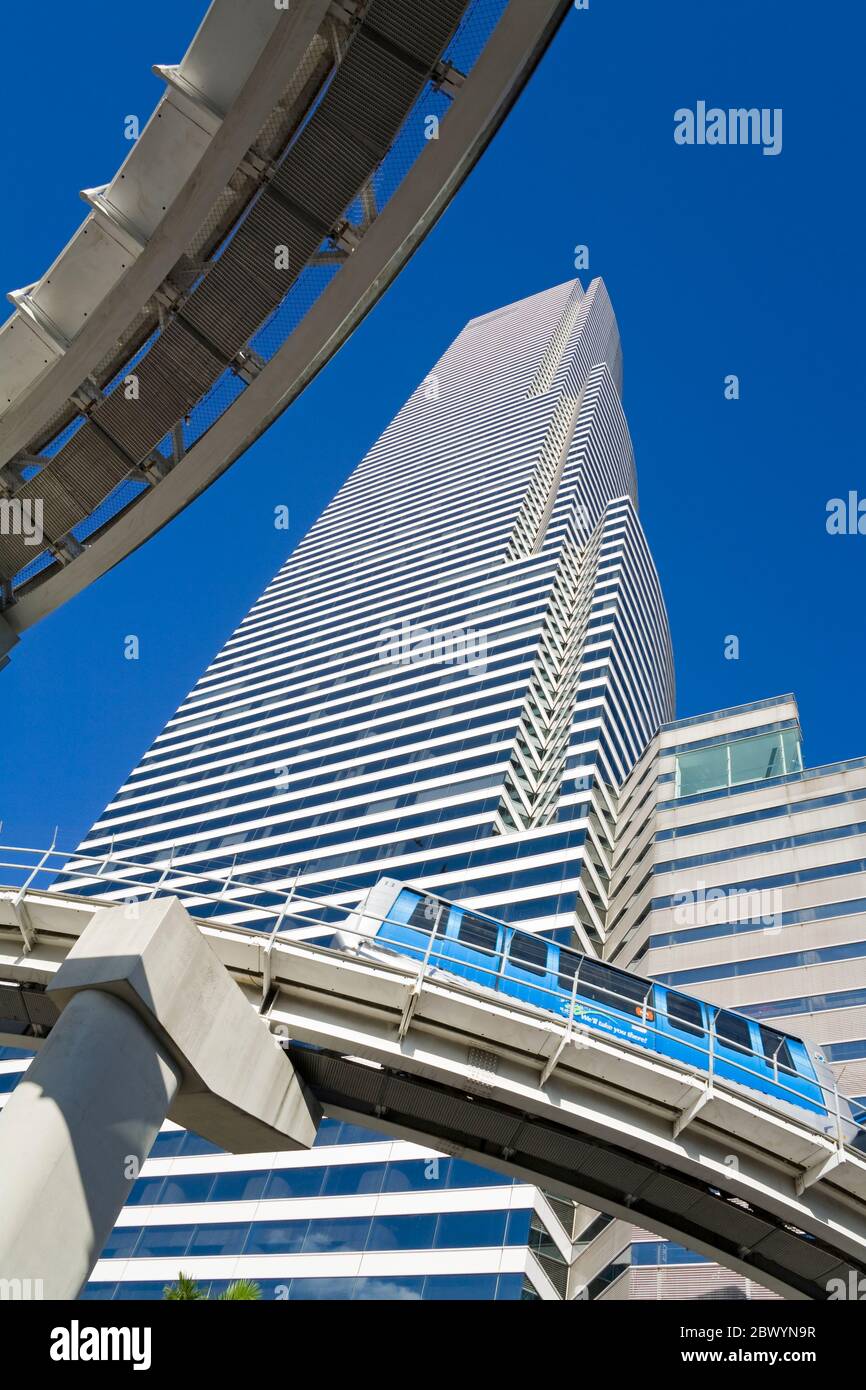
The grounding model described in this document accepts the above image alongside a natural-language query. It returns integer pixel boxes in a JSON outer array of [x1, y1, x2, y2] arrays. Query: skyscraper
[[53, 276, 677, 1298], [68, 275, 675, 949]]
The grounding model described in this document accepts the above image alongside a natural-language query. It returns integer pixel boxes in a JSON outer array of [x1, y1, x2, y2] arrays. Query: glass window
[[352, 1277, 424, 1300], [434, 1209, 507, 1248], [729, 733, 784, 785], [302, 1218, 371, 1254], [457, 911, 498, 952], [148, 1131, 184, 1158], [578, 959, 651, 1011], [676, 728, 804, 799], [264, 1167, 325, 1200], [179, 1131, 221, 1156], [244, 1220, 308, 1255], [314, 1119, 386, 1147], [313, 1117, 342, 1145], [113, 1282, 165, 1301], [632, 1241, 707, 1266], [557, 947, 581, 990], [406, 897, 441, 933], [159, 1174, 215, 1205], [665, 991, 705, 1036], [210, 1170, 267, 1203], [321, 1163, 384, 1196], [134, 1225, 194, 1258], [676, 743, 729, 797], [188, 1222, 248, 1257], [505, 1209, 532, 1245], [382, 1159, 437, 1192], [100, 1227, 141, 1260], [447, 1158, 510, 1189], [508, 932, 548, 976], [759, 1025, 795, 1074], [127, 1176, 165, 1206], [289, 1277, 355, 1300], [367, 1214, 438, 1251], [423, 1274, 499, 1300], [527, 1217, 563, 1262], [714, 1009, 752, 1053], [781, 728, 803, 774]]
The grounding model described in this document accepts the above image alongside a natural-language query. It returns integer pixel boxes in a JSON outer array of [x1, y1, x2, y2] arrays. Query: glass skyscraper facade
[[49, 276, 676, 1298]]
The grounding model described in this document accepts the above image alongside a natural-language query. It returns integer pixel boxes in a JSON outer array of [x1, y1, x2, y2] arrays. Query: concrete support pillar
[[0, 989, 181, 1300], [0, 895, 320, 1299]]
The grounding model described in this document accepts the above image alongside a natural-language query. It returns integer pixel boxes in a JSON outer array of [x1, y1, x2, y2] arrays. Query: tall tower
[[60, 279, 677, 1300]]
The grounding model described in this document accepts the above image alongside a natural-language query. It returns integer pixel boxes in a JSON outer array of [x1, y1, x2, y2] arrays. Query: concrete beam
[[7, 0, 574, 636], [48, 896, 321, 1153]]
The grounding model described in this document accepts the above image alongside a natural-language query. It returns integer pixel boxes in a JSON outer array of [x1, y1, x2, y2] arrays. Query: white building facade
[[575, 695, 866, 1300], [45, 278, 675, 1299]]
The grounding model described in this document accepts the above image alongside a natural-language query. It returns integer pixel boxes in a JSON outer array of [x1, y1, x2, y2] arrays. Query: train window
[[509, 932, 548, 976], [557, 949, 581, 991], [665, 991, 705, 1036], [714, 1010, 752, 1053], [759, 1025, 794, 1074], [578, 959, 651, 1011], [457, 912, 498, 953], [406, 898, 441, 933]]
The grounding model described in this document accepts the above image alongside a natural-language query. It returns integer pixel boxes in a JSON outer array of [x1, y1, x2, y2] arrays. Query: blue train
[[338, 878, 864, 1146]]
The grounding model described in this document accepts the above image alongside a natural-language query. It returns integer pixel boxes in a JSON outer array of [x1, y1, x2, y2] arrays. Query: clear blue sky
[[2, 0, 864, 857]]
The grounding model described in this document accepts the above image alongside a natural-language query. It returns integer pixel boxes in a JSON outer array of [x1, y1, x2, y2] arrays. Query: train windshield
[[759, 1025, 795, 1074], [403, 897, 443, 932]]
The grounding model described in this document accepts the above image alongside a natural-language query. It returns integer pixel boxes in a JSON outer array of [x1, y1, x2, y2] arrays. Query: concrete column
[[0, 989, 181, 1300], [0, 896, 319, 1299]]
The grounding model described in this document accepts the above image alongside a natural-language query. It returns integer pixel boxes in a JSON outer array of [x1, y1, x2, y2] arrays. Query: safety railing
[[1, 841, 865, 1158], [5, 0, 514, 598], [360, 897, 865, 1155]]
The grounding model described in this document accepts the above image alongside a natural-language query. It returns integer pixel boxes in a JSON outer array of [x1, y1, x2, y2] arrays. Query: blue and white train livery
[[338, 878, 864, 1147]]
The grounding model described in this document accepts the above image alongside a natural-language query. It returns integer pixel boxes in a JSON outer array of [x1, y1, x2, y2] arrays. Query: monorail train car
[[337, 878, 864, 1148]]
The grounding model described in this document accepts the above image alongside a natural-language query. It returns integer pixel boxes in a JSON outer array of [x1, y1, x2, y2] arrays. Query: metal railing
[[361, 897, 865, 1157], [1, 840, 865, 1160]]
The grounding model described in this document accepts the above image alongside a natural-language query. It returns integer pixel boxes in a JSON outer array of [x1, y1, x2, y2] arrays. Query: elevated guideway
[[2, 849, 866, 1299], [0, 0, 572, 664]]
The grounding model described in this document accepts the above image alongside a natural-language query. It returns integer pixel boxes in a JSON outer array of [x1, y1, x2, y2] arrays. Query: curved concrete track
[[0, 0, 572, 666], [3, 880, 866, 1299]]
